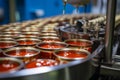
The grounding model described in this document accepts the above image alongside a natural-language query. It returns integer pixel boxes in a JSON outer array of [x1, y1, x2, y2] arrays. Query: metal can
[[65, 39, 93, 52], [0, 57, 24, 74], [54, 48, 90, 63], [36, 42, 68, 59], [0, 41, 18, 50], [4, 47, 40, 63], [16, 38, 41, 46]]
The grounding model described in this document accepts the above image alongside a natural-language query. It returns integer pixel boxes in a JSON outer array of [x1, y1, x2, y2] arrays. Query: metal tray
[[0, 44, 104, 80]]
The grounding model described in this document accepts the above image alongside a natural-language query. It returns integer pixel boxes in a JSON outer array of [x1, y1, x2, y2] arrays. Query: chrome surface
[[16, 35, 38, 38], [21, 31, 40, 34], [39, 33, 57, 37], [0, 38, 14, 41], [40, 36, 60, 39], [0, 44, 104, 80], [16, 38, 40, 41], [59, 25, 90, 40], [105, 0, 117, 63], [40, 37, 61, 42], [0, 34, 16, 38]]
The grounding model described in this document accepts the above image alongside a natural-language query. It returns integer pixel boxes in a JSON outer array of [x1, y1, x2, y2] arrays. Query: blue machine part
[[0, 0, 92, 24], [16, 0, 92, 21], [0, 0, 9, 25]]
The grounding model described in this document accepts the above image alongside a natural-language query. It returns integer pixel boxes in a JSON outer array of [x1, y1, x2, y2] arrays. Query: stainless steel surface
[[9, 0, 16, 22], [0, 38, 14, 41], [17, 35, 38, 38], [93, 59, 120, 77], [22, 31, 40, 35], [105, 0, 117, 63], [39, 33, 58, 37], [40, 37, 61, 42], [0, 34, 16, 38], [0, 44, 104, 80], [59, 25, 90, 40], [16, 38, 40, 41]]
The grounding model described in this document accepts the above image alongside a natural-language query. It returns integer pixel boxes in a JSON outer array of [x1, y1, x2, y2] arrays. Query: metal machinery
[[0, 0, 120, 80]]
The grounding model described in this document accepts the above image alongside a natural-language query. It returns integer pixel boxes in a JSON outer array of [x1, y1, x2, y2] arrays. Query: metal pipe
[[9, 0, 16, 22], [105, 0, 116, 63]]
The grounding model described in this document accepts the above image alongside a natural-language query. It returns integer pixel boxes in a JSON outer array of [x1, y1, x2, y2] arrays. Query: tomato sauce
[[0, 60, 19, 72], [6, 49, 38, 57], [17, 40, 38, 45], [66, 40, 93, 52], [38, 43, 65, 49], [0, 42, 16, 49], [25, 59, 58, 68], [57, 50, 88, 58]]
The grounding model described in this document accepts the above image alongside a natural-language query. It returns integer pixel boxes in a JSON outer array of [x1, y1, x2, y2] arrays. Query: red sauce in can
[[17, 40, 38, 45], [57, 50, 88, 58], [5, 49, 38, 57], [66, 40, 92, 52], [39, 43, 65, 49], [25, 59, 58, 68], [0, 60, 19, 72], [0, 42, 16, 49]]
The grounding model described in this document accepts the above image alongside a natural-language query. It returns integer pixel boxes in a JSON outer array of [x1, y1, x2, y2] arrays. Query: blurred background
[[0, 0, 112, 25]]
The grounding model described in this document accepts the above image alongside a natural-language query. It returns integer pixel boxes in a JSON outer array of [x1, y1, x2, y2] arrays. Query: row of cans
[[0, 14, 95, 74]]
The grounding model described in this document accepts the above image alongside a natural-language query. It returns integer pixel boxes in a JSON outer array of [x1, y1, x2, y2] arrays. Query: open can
[[54, 48, 90, 63], [4, 47, 40, 63], [36, 42, 68, 59], [0, 57, 24, 74], [65, 39, 93, 52]]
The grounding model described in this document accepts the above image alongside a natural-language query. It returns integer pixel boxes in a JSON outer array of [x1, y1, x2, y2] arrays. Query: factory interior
[[0, 0, 120, 80]]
